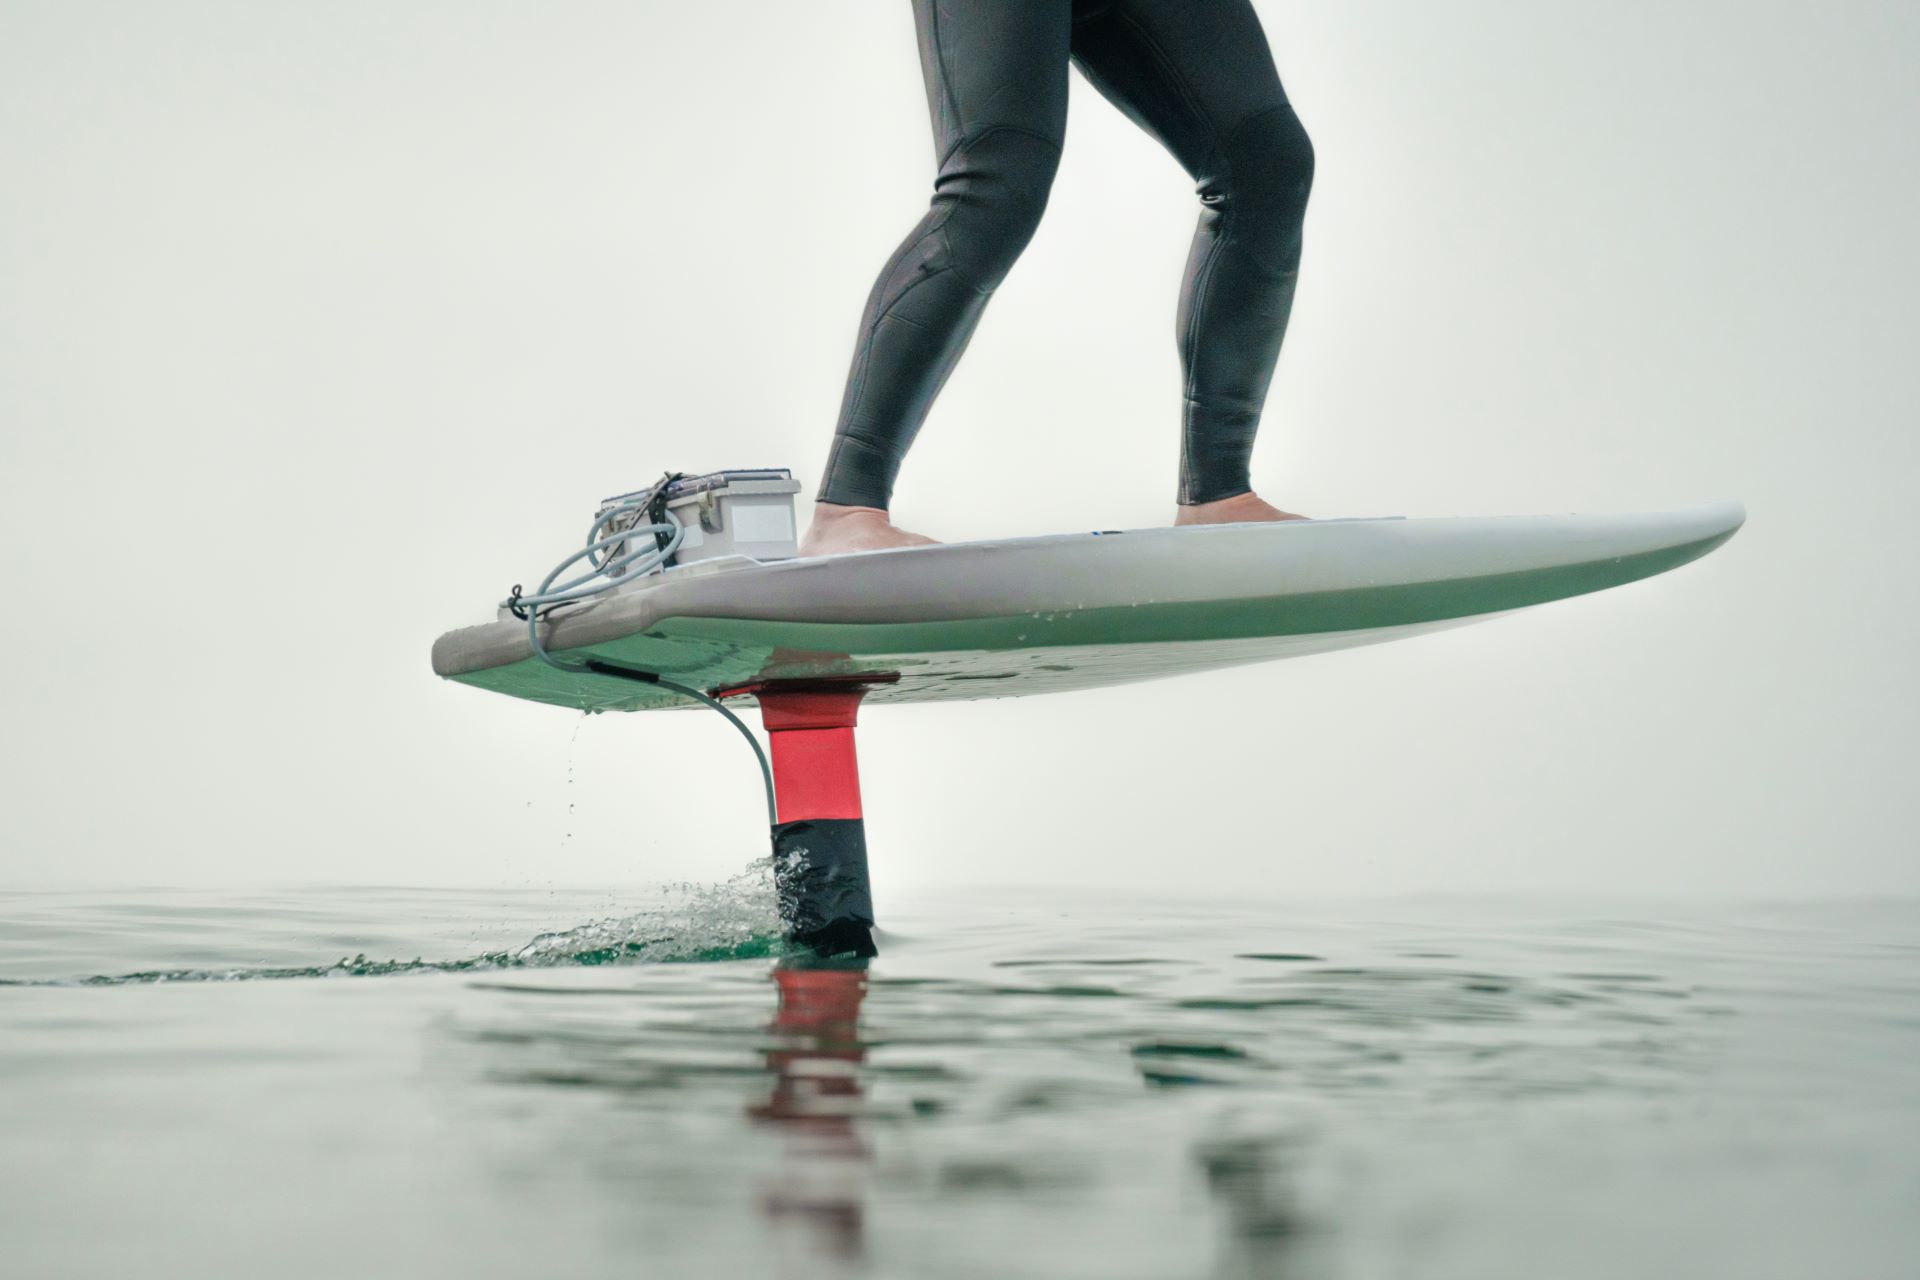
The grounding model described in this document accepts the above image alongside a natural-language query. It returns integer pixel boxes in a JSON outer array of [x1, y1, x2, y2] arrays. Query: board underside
[[435, 507, 1742, 713]]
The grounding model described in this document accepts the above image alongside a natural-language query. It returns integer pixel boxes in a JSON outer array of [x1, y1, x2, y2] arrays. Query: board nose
[[1668, 500, 1746, 543]]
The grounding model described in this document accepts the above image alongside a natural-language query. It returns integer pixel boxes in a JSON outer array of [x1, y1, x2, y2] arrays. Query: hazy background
[[2, 0, 1913, 897]]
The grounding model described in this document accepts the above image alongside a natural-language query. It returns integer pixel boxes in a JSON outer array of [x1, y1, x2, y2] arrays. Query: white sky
[[2, 1, 1914, 897]]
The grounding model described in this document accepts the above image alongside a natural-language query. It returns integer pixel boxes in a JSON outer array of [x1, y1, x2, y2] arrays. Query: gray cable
[[637, 673, 777, 829], [504, 494, 686, 668], [508, 487, 779, 829]]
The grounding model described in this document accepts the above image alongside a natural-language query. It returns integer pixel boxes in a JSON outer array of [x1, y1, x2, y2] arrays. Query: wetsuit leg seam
[[825, 9, 1067, 508], [1097, 9, 1235, 499], [1179, 203, 1234, 503], [1226, 100, 1299, 141], [827, 225, 945, 500], [1180, 192, 1235, 500], [1184, 101, 1310, 504], [939, 126, 1063, 298], [872, 258, 958, 323], [1110, 9, 1221, 172], [1180, 104, 1300, 460], [927, 0, 963, 142], [937, 123, 1064, 173], [832, 226, 967, 495]]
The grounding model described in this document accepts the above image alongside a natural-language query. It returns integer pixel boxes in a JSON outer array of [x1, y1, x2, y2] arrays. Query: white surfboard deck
[[431, 503, 1744, 713]]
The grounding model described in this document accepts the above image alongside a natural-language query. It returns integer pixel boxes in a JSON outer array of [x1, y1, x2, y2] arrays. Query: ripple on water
[[0, 863, 786, 987], [4, 889, 1918, 1279]]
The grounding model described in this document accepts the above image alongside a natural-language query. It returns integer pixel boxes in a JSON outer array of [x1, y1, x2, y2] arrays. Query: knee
[[1211, 104, 1314, 232], [932, 126, 1062, 291]]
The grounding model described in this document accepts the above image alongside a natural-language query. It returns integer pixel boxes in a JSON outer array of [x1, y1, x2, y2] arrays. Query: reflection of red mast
[[750, 964, 871, 1266]]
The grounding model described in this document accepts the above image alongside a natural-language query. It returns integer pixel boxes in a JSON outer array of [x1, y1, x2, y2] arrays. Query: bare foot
[[1173, 491, 1309, 527], [799, 503, 941, 556]]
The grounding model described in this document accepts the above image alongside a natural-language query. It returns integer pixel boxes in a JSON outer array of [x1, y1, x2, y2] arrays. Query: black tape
[[772, 818, 876, 958]]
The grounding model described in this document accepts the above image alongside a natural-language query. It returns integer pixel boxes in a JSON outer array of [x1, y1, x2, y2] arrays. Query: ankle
[[811, 502, 891, 526]]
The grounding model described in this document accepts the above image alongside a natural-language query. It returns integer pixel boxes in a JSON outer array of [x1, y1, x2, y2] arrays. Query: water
[[3, 878, 1916, 1279]]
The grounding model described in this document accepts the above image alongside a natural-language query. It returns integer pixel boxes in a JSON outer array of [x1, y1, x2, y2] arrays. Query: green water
[[2, 877, 1915, 1279]]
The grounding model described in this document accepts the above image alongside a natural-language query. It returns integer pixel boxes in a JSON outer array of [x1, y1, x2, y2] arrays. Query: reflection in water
[[749, 960, 873, 1270], [1197, 1137, 1315, 1280], [6, 889, 1920, 1279], [372, 892, 1861, 1280], [449, 946, 1721, 1277], [740, 958, 1320, 1278]]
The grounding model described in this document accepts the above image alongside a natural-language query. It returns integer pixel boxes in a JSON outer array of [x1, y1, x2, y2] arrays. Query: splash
[[511, 859, 783, 967], [7, 862, 785, 988]]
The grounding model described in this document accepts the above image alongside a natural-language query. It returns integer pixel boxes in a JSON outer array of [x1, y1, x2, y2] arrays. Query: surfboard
[[431, 502, 1744, 714]]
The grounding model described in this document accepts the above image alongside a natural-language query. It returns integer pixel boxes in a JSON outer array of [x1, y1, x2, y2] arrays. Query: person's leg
[[1069, 0, 1315, 522], [807, 1, 1073, 555]]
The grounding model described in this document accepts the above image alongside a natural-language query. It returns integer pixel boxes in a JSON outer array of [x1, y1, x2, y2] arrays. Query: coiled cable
[[503, 479, 778, 827]]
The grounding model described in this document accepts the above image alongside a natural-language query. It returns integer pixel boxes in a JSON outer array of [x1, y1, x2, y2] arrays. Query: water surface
[[3, 876, 1915, 1279]]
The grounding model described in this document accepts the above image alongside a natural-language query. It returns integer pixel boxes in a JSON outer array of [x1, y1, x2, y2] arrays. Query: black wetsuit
[[818, 0, 1314, 511]]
